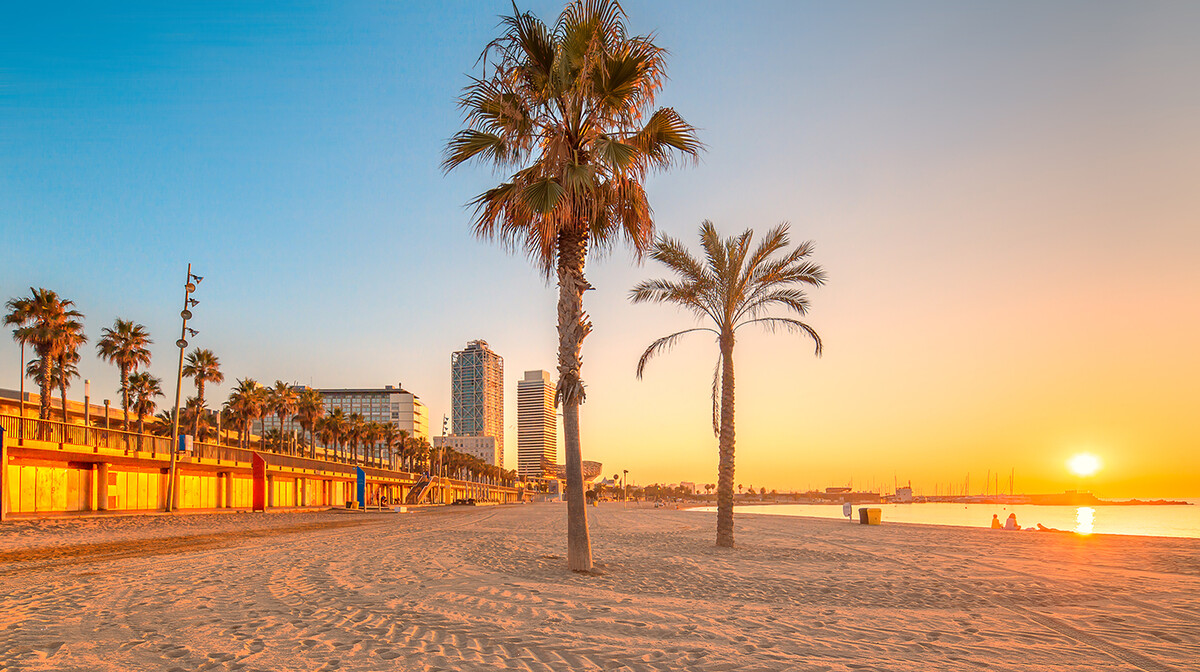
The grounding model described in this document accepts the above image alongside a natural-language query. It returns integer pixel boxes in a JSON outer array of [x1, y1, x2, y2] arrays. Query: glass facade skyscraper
[[450, 340, 504, 452]]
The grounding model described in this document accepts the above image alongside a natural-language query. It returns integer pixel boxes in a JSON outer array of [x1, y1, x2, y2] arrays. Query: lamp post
[[623, 469, 628, 508], [84, 380, 90, 444], [17, 341, 24, 443], [166, 264, 202, 513]]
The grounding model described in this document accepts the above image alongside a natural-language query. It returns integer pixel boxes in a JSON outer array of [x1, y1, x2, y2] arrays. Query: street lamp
[[166, 264, 202, 513]]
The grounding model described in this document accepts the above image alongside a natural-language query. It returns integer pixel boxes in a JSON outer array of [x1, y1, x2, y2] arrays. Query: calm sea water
[[689, 500, 1200, 539]]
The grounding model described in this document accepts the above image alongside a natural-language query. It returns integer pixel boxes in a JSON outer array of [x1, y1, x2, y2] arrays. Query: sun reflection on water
[[1075, 507, 1095, 535]]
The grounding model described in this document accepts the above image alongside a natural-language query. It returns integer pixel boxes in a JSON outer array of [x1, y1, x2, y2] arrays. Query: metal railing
[[0, 414, 173, 455], [192, 441, 254, 465]]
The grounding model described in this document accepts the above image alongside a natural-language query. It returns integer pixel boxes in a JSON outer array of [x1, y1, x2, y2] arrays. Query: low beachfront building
[[257, 384, 429, 442], [433, 435, 501, 469]]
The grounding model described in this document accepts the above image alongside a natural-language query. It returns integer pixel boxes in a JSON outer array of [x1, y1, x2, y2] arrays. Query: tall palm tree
[[631, 221, 825, 548], [224, 378, 263, 450], [295, 388, 324, 458], [182, 348, 223, 440], [95, 319, 152, 432], [443, 0, 701, 572], [268, 381, 299, 453], [5, 288, 83, 421], [127, 372, 163, 437]]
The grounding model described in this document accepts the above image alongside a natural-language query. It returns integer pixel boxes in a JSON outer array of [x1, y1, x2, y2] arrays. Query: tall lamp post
[[17, 341, 24, 443], [623, 469, 628, 508], [166, 264, 202, 513]]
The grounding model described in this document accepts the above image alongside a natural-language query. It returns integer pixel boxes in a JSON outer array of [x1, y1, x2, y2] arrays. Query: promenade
[[1, 504, 1197, 671]]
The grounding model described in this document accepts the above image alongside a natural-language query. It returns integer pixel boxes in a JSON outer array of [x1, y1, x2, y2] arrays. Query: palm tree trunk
[[194, 381, 204, 440], [716, 334, 737, 548], [120, 367, 130, 432], [58, 354, 69, 424], [556, 229, 593, 572], [39, 353, 52, 421]]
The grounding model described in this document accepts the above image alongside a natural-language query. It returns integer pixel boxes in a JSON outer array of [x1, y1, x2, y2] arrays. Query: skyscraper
[[517, 370, 556, 478], [450, 340, 504, 451]]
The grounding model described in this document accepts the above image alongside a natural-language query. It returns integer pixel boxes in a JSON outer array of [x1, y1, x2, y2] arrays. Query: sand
[[0, 503, 1196, 672]]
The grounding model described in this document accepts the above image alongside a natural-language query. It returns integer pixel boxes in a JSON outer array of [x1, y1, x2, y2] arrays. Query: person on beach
[[991, 514, 1003, 529], [1005, 513, 1020, 530]]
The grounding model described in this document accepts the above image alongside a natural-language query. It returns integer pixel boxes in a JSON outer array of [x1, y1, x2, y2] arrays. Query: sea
[[689, 500, 1200, 539]]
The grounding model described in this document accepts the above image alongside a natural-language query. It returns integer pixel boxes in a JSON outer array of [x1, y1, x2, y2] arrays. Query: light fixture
[[187, 298, 199, 307], [176, 339, 188, 349], [187, 328, 199, 337], [190, 274, 203, 284]]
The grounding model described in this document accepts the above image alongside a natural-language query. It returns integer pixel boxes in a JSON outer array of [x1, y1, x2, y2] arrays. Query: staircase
[[405, 476, 432, 505]]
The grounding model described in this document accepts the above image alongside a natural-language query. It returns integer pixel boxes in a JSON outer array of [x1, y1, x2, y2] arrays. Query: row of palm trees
[[4, 290, 517, 488], [4, 289, 217, 434]]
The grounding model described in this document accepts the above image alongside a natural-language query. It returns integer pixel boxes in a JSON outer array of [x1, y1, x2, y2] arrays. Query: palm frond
[[711, 353, 722, 436], [635, 327, 715, 379], [735, 317, 823, 356]]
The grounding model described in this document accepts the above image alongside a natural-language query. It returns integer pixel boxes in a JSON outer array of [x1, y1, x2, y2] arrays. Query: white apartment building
[[433, 435, 501, 469], [517, 370, 556, 478]]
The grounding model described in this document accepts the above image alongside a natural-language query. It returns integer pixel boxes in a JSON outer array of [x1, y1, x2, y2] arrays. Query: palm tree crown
[[96, 319, 153, 431], [631, 221, 825, 547], [443, 0, 700, 573], [5, 288, 84, 421]]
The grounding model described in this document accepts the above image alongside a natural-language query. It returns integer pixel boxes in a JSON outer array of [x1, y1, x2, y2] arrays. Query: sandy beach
[[1, 503, 1196, 671]]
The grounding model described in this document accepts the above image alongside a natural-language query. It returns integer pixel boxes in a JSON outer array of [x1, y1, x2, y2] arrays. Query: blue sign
[[356, 467, 366, 509]]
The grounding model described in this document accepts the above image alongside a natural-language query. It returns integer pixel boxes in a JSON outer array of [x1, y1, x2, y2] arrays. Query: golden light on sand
[[1068, 453, 1102, 477]]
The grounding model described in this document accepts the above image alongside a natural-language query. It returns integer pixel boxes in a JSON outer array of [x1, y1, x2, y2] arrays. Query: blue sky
[[3, 2, 1199, 495]]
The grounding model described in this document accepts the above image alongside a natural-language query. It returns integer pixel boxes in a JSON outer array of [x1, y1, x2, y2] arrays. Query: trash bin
[[858, 507, 882, 525]]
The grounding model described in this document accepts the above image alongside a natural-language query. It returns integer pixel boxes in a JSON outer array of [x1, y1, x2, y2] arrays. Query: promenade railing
[[2, 414, 516, 494], [0, 413, 173, 455]]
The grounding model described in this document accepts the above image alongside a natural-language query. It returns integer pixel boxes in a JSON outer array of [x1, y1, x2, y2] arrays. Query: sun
[[1067, 453, 1101, 477]]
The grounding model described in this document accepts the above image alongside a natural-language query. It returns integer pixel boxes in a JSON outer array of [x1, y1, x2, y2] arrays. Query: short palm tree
[[26, 350, 80, 424], [96, 319, 153, 432], [127, 371, 163, 450], [53, 318, 87, 424], [152, 409, 177, 438], [268, 381, 299, 453], [323, 408, 348, 461], [182, 348, 223, 440], [631, 221, 826, 547], [5, 288, 83, 422], [295, 388, 324, 458], [443, 0, 701, 572], [346, 413, 365, 464], [378, 424, 399, 470], [224, 378, 264, 450]]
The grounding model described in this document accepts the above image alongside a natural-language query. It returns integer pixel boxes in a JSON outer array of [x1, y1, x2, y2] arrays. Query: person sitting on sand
[[1005, 513, 1020, 530], [991, 514, 1003, 529]]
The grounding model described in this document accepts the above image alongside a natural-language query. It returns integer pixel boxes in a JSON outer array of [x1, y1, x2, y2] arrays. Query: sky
[[2, 1, 1198, 498]]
